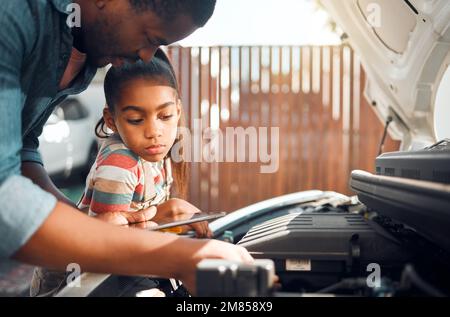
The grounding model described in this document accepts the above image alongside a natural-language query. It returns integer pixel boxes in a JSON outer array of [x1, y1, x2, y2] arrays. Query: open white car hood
[[321, 0, 450, 150]]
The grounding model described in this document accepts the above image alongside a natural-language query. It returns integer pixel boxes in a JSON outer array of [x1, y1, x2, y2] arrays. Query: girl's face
[[104, 79, 181, 162]]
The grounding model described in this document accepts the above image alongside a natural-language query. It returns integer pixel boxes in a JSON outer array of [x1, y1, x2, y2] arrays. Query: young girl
[[79, 50, 210, 234], [30, 50, 211, 296]]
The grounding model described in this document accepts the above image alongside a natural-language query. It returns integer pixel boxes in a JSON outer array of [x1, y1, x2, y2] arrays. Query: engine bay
[[223, 200, 450, 297]]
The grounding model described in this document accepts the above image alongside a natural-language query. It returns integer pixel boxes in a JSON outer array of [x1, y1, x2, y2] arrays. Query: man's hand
[[177, 239, 254, 295], [153, 198, 213, 238]]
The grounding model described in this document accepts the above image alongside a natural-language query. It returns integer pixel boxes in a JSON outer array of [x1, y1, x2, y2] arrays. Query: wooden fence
[[167, 45, 399, 212]]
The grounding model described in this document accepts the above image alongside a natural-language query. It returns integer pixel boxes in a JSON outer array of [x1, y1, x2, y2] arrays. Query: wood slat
[[167, 45, 400, 212]]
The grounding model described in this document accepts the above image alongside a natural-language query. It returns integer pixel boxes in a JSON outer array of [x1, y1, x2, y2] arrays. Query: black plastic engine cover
[[238, 213, 411, 292]]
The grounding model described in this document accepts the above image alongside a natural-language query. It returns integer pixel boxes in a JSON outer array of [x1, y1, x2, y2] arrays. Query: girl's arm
[[13, 201, 253, 294]]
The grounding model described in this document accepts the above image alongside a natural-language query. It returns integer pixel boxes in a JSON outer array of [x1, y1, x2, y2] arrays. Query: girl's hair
[[95, 49, 188, 199]]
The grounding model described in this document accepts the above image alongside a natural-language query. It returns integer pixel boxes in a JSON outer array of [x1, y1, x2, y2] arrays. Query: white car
[[39, 84, 105, 178], [323, 0, 450, 149]]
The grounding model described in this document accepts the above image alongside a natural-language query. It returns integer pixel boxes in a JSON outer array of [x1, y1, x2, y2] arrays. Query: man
[[0, 0, 252, 295]]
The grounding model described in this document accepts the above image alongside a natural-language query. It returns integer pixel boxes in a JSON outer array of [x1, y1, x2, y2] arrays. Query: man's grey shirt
[[0, 0, 97, 257]]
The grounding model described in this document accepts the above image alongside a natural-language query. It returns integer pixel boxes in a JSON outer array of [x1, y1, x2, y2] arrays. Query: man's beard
[[84, 19, 123, 67]]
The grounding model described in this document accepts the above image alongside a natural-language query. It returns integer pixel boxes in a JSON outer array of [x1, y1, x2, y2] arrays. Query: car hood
[[321, 0, 450, 150]]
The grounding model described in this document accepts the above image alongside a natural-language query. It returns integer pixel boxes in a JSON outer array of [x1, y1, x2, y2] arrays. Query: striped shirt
[[78, 134, 173, 215]]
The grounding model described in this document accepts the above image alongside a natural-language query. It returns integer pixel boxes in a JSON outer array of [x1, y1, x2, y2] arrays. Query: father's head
[[74, 0, 216, 67]]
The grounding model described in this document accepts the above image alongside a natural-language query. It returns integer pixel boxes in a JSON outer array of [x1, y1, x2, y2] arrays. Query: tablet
[[130, 211, 227, 231]]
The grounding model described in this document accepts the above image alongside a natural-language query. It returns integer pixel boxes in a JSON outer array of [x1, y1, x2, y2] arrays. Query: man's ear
[[176, 99, 182, 121], [94, 1, 108, 10], [103, 107, 117, 132]]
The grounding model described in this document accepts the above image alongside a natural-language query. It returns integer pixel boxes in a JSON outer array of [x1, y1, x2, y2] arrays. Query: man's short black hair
[[129, 0, 217, 27]]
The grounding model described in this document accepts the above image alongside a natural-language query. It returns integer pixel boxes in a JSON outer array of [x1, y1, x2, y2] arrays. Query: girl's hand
[[153, 198, 213, 238], [153, 198, 200, 219], [94, 206, 158, 226], [180, 220, 212, 239]]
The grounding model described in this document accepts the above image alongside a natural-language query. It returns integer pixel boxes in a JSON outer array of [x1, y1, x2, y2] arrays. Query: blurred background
[[43, 0, 399, 213]]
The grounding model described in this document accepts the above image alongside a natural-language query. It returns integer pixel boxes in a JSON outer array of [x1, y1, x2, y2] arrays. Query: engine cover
[[238, 213, 411, 292]]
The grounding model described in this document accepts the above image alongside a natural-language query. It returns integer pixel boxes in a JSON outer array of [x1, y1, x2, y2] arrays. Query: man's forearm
[[13, 202, 193, 281], [21, 162, 77, 208]]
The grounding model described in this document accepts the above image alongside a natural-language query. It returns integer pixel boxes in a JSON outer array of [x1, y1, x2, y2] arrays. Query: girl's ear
[[103, 106, 117, 132]]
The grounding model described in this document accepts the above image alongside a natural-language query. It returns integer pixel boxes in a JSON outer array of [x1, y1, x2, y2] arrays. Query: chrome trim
[[210, 190, 349, 234]]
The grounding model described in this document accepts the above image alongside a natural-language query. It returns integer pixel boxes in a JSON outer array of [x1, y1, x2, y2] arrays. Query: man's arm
[[13, 201, 253, 294], [21, 162, 77, 208], [0, 1, 252, 294]]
